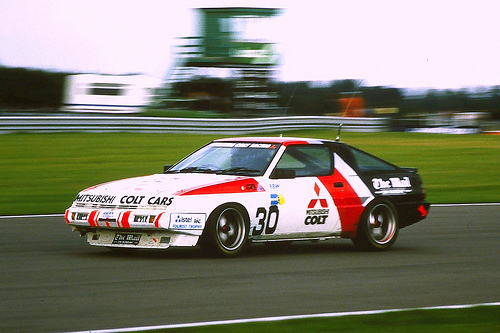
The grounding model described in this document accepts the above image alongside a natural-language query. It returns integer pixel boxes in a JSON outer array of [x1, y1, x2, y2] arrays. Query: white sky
[[0, 0, 498, 89]]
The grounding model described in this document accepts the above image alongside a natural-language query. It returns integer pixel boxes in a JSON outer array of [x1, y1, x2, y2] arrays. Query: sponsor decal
[[134, 215, 149, 223], [75, 194, 116, 204], [212, 142, 277, 149], [308, 199, 328, 209], [304, 214, 328, 225], [112, 233, 141, 245], [372, 177, 411, 190], [307, 183, 329, 209], [169, 213, 206, 230], [372, 177, 412, 195], [76, 195, 174, 206], [131, 214, 159, 225], [119, 195, 174, 206], [147, 196, 174, 206], [73, 212, 88, 221], [270, 193, 285, 205], [305, 183, 329, 225], [96, 211, 118, 227], [100, 210, 117, 220], [120, 195, 145, 205]]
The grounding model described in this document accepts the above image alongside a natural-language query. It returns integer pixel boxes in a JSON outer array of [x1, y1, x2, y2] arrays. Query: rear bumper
[[397, 201, 430, 228]]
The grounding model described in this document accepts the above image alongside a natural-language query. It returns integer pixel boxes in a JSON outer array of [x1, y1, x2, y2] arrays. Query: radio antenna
[[336, 123, 343, 142]]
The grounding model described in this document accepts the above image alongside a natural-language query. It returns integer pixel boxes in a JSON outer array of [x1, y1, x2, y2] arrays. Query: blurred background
[[0, 0, 499, 132]]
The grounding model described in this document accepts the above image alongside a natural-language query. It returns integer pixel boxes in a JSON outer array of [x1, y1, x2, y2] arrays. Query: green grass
[[133, 305, 500, 332], [0, 130, 499, 215]]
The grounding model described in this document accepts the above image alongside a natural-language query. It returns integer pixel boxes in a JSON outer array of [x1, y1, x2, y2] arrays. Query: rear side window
[[350, 147, 398, 172], [273, 145, 332, 177]]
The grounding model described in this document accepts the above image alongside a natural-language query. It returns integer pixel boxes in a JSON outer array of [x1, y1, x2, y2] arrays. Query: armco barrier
[[0, 115, 388, 134]]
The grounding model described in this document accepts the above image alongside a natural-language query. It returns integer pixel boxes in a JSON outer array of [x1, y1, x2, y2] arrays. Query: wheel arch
[[208, 202, 250, 227], [198, 202, 251, 257], [352, 197, 400, 251]]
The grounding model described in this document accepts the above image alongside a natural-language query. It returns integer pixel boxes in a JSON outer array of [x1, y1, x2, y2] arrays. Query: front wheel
[[200, 204, 249, 257], [352, 200, 399, 251]]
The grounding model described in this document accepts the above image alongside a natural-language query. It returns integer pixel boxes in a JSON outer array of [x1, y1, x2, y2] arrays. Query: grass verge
[[0, 130, 498, 215]]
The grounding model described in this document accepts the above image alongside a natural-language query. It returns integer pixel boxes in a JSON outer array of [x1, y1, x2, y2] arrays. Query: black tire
[[352, 200, 399, 251], [200, 204, 249, 257]]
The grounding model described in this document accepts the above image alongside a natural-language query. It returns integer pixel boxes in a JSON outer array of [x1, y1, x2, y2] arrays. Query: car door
[[253, 144, 342, 240]]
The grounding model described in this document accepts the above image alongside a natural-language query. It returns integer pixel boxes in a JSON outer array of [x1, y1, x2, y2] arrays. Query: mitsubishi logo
[[308, 183, 328, 208]]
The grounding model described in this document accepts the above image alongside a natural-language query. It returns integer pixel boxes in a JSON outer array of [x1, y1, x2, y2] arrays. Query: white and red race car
[[65, 137, 430, 256]]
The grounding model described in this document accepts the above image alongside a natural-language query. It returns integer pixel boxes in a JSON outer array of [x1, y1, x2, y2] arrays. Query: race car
[[65, 136, 430, 257]]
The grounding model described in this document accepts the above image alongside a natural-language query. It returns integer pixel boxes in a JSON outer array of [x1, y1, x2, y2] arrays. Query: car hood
[[72, 173, 261, 207]]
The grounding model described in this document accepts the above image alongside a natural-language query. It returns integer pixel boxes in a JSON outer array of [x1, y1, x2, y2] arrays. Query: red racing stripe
[[174, 178, 263, 196], [318, 170, 364, 238], [154, 212, 164, 228], [117, 212, 123, 228], [88, 210, 99, 227], [282, 140, 309, 146], [120, 211, 131, 228], [64, 210, 71, 224]]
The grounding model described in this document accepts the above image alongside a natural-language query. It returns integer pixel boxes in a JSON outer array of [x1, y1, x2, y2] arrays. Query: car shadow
[[75, 238, 365, 260]]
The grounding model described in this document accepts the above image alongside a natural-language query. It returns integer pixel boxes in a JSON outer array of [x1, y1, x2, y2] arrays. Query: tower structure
[[164, 7, 283, 114]]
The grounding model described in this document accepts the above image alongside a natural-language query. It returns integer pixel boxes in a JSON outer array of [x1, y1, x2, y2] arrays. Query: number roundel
[[253, 206, 279, 236]]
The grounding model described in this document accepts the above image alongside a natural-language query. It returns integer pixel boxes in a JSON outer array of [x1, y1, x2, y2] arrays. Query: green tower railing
[[164, 7, 283, 114]]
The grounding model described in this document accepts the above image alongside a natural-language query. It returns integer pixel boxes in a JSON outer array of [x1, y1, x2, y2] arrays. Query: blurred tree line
[[0, 66, 67, 109], [1, 66, 499, 120], [173, 77, 500, 119]]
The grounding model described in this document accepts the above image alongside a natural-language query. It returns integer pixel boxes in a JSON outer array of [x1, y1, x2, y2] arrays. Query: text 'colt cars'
[[65, 137, 430, 257]]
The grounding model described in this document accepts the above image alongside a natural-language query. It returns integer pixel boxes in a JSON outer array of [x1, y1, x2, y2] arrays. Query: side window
[[272, 146, 332, 177], [350, 147, 397, 172]]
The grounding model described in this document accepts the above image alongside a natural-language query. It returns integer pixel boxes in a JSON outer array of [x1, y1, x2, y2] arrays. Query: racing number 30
[[253, 206, 279, 235]]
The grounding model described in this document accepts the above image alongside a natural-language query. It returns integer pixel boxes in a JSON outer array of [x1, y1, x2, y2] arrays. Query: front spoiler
[[82, 229, 200, 249]]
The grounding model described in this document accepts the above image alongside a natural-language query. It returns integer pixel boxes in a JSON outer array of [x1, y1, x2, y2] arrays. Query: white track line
[[66, 302, 500, 333], [432, 203, 500, 207]]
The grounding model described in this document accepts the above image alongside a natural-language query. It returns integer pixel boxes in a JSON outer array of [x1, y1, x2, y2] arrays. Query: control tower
[[163, 7, 283, 114]]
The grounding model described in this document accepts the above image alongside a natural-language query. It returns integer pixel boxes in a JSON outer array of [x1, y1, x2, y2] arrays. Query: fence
[[0, 115, 388, 134]]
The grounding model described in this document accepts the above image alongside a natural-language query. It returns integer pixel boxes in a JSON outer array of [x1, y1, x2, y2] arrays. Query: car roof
[[214, 137, 337, 146]]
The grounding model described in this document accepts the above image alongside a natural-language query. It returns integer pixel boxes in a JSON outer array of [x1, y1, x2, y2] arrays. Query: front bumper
[[65, 207, 207, 248], [82, 229, 200, 249]]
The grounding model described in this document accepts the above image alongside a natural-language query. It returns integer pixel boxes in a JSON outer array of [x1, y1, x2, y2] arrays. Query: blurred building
[[62, 74, 162, 113]]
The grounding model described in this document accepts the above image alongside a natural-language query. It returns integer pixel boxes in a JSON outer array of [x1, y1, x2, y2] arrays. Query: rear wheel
[[200, 204, 249, 257], [352, 200, 399, 251]]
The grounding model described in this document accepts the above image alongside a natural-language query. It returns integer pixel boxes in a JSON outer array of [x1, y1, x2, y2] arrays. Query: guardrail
[[0, 115, 388, 134]]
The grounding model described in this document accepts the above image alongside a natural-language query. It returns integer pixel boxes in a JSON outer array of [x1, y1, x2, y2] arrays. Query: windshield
[[167, 142, 280, 176]]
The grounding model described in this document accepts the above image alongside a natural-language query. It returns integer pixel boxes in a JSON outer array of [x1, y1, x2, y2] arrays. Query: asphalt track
[[0, 205, 498, 333]]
